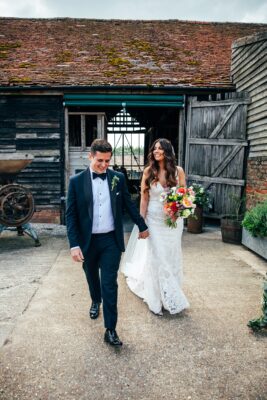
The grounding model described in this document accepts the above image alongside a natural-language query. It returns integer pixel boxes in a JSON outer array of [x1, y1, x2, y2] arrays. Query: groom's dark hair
[[90, 139, 113, 154]]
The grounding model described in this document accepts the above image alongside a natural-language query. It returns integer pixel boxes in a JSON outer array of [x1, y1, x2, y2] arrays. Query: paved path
[[0, 225, 266, 400]]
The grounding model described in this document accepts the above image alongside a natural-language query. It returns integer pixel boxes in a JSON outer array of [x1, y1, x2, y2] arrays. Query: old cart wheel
[[0, 184, 35, 227]]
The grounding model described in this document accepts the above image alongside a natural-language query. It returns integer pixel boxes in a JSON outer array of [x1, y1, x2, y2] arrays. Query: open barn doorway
[[107, 107, 146, 199], [106, 106, 182, 195]]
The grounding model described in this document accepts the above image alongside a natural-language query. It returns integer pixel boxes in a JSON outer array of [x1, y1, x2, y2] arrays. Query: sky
[[1, 0, 267, 23]]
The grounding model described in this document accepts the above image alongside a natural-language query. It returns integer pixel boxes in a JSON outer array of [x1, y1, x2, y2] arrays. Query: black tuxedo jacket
[[66, 167, 148, 254]]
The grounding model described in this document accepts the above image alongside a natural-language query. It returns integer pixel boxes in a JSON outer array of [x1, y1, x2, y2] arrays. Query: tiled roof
[[0, 18, 266, 88]]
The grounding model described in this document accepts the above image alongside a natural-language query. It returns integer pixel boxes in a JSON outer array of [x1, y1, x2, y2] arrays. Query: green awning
[[63, 94, 184, 108]]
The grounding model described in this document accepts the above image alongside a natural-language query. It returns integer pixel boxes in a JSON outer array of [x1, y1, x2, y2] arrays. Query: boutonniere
[[111, 175, 120, 191]]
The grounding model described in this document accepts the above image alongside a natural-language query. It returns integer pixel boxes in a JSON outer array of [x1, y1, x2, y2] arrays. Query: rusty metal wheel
[[0, 184, 35, 227]]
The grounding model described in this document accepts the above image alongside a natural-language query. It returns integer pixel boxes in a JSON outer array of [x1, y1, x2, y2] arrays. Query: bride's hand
[[138, 230, 149, 239]]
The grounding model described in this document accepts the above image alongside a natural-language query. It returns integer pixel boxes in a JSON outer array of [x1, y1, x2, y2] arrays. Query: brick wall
[[32, 208, 61, 224], [245, 157, 267, 209]]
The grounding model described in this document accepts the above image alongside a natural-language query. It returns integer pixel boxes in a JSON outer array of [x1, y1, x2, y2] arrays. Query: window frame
[[68, 112, 105, 151]]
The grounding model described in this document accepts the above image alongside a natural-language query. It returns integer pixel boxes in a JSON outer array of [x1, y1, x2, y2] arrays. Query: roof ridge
[[0, 17, 266, 26]]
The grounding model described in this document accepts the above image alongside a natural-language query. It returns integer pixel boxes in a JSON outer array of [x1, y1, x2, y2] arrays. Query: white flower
[[160, 192, 168, 202], [111, 176, 119, 191], [183, 209, 192, 218]]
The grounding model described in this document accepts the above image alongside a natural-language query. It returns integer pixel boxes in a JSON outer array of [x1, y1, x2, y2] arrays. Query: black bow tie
[[92, 172, 107, 180]]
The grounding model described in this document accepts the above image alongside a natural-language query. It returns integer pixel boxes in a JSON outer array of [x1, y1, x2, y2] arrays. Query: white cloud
[[0, 0, 267, 22], [241, 3, 267, 23], [0, 0, 54, 18], [48, 0, 267, 22]]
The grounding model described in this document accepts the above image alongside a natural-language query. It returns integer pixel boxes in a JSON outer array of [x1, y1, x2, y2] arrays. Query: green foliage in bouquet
[[248, 276, 267, 331], [242, 201, 267, 238], [190, 183, 210, 208]]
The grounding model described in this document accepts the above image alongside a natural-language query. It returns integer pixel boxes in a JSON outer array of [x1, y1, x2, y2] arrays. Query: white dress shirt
[[90, 168, 115, 234]]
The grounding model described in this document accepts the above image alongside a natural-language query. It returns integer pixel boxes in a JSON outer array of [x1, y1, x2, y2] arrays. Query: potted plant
[[187, 183, 210, 234], [220, 194, 245, 244], [241, 200, 267, 260]]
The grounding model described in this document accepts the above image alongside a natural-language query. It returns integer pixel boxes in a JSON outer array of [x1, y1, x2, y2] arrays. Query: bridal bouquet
[[160, 186, 196, 228]]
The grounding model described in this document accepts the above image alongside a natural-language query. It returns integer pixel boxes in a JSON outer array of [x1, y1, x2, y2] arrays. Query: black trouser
[[83, 231, 121, 330]]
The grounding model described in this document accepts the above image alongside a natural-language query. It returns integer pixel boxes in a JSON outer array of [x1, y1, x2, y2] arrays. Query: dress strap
[[176, 166, 180, 185]]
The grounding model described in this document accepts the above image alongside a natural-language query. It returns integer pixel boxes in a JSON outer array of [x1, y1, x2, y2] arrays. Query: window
[[107, 108, 145, 180], [69, 115, 81, 147], [85, 115, 97, 147], [69, 114, 98, 149]]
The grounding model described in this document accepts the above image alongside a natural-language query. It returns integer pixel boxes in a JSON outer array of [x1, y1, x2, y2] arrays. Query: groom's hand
[[71, 247, 84, 262], [138, 230, 149, 239]]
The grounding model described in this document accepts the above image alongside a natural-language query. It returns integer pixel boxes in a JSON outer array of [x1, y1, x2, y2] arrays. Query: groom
[[66, 139, 148, 346]]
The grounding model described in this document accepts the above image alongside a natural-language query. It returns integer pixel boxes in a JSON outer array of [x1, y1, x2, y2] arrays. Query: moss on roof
[[0, 18, 266, 88]]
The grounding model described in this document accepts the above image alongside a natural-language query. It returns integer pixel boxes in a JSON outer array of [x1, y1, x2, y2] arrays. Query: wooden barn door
[[185, 93, 249, 218]]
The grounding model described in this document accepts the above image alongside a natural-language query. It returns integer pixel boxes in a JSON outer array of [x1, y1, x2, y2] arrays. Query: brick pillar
[[245, 157, 267, 209]]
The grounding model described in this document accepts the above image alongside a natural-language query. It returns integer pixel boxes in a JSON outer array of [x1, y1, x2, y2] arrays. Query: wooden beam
[[190, 99, 250, 108], [178, 108, 185, 166], [188, 138, 248, 146], [210, 145, 242, 177], [16, 122, 60, 129], [187, 174, 245, 186], [185, 100, 192, 175], [209, 104, 239, 139], [64, 107, 69, 195]]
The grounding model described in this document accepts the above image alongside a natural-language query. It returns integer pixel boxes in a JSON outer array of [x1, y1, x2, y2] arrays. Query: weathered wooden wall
[[231, 31, 267, 207], [232, 31, 267, 159], [0, 95, 64, 222]]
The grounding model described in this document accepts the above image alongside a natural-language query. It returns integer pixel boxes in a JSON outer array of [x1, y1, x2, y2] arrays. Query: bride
[[121, 138, 189, 315]]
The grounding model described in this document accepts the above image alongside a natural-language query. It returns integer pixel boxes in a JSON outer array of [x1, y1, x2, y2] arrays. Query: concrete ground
[[0, 222, 266, 400]]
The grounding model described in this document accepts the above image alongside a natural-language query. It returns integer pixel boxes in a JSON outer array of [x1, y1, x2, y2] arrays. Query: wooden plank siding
[[0, 95, 64, 214], [185, 94, 249, 217], [231, 31, 267, 158], [0, 98, 16, 152]]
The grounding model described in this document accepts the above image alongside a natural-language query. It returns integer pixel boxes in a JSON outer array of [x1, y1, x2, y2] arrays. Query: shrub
[[242, 201, 267, 238]]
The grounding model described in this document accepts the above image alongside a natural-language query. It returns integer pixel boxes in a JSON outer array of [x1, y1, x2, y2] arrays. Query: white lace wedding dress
[[121, 182, 189, 315]]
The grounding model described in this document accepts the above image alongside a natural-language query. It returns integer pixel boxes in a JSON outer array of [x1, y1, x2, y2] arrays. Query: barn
[[0, 18, 266, 223]]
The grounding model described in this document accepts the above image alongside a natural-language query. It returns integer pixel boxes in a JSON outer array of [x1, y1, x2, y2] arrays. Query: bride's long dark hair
[[144, 138, 177, 191]]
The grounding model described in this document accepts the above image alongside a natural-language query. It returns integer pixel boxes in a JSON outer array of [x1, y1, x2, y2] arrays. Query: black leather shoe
[[89, 302, 100, 319], [104, 329, 123, 346]]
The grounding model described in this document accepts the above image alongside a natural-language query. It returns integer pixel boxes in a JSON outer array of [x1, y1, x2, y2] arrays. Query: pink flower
[[182, 197, 193, 208]]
